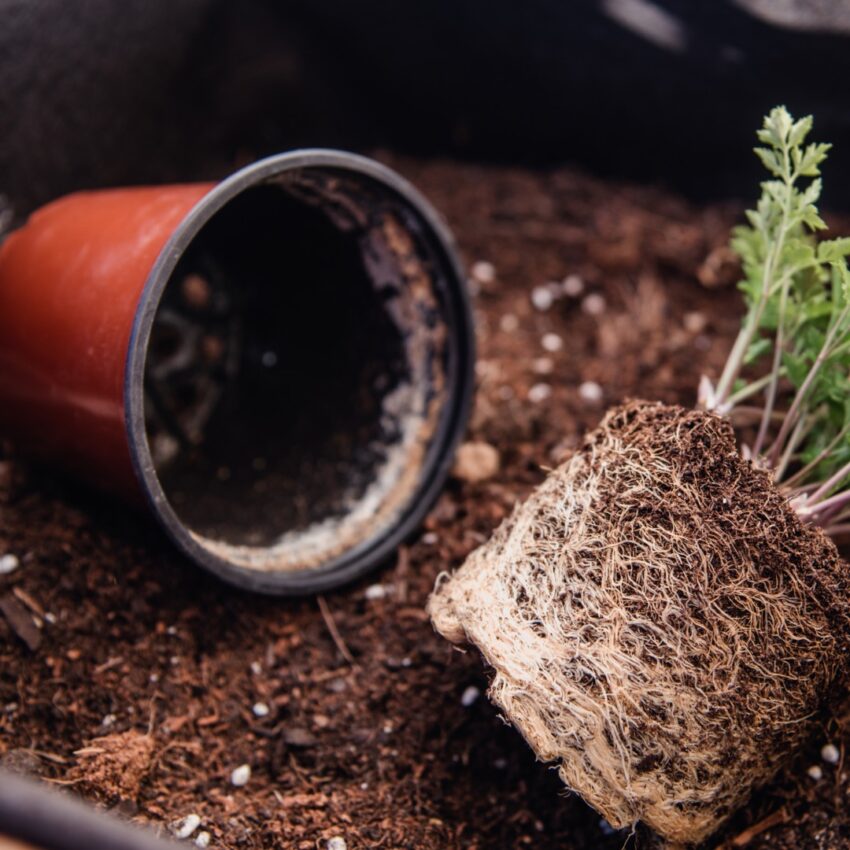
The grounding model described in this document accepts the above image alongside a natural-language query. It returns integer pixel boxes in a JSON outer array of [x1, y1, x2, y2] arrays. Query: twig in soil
[[394, 545, 410, 603], [0, 593, 41, 650], [728, 807, 791, 846], [248, 721, 286, 739], [396, 607, 430, 622], [317, 595, 357, 666], [196, 711, 220, 727], [93, 656, 124, 675], [12, 586, 44, 618], [30, 750, 69, 765]]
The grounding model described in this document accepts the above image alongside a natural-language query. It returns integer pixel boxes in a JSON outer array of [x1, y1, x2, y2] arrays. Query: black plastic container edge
[[0, 772, 177, 850], [124, 149, 475, 596]]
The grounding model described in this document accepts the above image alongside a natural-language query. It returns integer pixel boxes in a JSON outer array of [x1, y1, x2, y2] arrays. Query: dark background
[[3, 0, 850, 217]]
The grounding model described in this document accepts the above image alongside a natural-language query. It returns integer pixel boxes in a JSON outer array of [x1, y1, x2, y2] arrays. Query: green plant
[[428, 106, 850, 846], [699, 106, 850, 534]]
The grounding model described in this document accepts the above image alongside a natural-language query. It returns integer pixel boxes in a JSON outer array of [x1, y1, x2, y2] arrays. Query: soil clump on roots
[[429, 400, 850, 844]]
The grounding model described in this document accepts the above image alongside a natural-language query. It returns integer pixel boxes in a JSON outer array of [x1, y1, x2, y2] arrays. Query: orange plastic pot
[[0, 150, 474, 594]]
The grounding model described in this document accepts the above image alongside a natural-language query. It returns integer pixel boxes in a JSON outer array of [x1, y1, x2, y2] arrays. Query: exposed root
[[429, 401, 850, 844]]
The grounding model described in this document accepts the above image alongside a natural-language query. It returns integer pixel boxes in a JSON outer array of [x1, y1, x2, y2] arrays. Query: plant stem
[[715, 140, 794, 410], [766, 302, 850, 467], [712, 316, 762, 409], [826, 505, 850, 524], [805, 456, 850, 504], [753, 275, 791, 457], [724, 374, 775, 409], [799, 487, 850, 518], [789, 482, 824, 497], [774, 410, 813, 482], [781, 417, 848, 488]]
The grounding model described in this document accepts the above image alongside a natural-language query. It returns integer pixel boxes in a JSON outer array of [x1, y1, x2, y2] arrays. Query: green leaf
[[802, 207, 828, 230], [765, 106, 793, 145], [789, 115, 813, 147], [817, 238, 850, 263], [783, 241, 816, 271], [754, 147, 783, 177], [798, 142, 832, 176], [834, 262, 850, 304], [716, 107, 850, 495], [744, 337, 772, 364], [800, 177, 823, 207], [782, 351, 810, 388]]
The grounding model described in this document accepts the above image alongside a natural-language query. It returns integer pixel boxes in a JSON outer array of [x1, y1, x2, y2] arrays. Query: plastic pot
[[0, 150, 474, 594], [0, 772, 176, 850]]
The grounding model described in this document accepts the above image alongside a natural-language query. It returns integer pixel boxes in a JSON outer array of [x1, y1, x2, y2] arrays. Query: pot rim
[[124, 149, 475, 595], [0, 772, 173, 850]]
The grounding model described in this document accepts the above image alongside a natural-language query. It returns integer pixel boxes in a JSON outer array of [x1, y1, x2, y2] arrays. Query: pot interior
[[142, 168, 452, 574]]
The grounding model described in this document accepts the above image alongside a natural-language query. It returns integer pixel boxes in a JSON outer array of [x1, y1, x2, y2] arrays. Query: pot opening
[[142, 168, 451, 574]]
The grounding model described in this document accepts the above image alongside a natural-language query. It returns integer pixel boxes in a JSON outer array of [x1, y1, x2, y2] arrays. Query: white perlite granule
[[230, 764, 251, 787], [528, 383, 552, 403], [541, 333, 562, 352], [471, 261, 496, 284], [172, 814, 201, 840], [0, 554, 19, 575]]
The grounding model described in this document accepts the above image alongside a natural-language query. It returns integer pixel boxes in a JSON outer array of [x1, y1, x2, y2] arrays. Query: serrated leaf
[[783, 240, 816, 271], [763, 180, 786, 203], [799, 300, 834, 322], [799, 142, 832, 176], [802, 208, 828, 230], [744, 209, 763, 230], [789, 115, 813, 147], [719, 107, 850, 492], [766, 106, 793, 143], [800, 177, 823, 206], [818, 238, 850, 263], [757, 127, 778, 146], [754, 147, 782, 176]]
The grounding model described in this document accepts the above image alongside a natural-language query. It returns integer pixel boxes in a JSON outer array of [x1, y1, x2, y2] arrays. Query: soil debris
[[68, 730, 154, 803], [451, 441, 500, 483], [282, 727, 317, 748], [0, 593, 40, 650]]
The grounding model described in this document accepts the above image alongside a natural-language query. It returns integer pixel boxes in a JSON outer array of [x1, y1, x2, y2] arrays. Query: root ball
[[429, 401, 850, 844]]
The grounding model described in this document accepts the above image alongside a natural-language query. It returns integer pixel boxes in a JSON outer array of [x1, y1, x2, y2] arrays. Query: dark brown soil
[[2, 156, 850, 849]]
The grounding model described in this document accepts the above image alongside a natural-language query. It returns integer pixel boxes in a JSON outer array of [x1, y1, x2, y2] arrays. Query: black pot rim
[[0, 772, 172, 850], [124, 149, 475, 595]]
